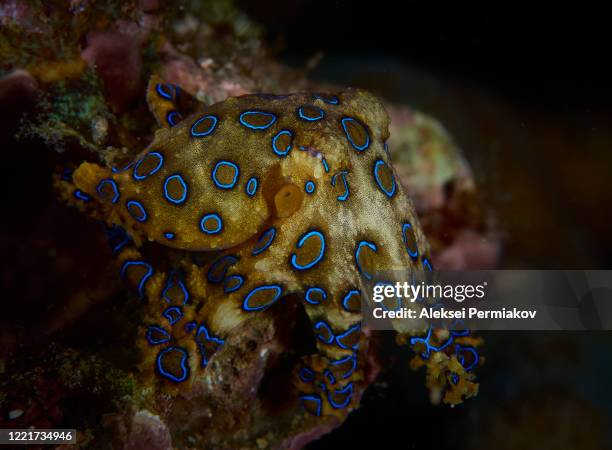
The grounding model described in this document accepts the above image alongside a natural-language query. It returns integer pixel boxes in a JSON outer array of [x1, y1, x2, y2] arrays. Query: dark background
[[238, 3, 612, 449]]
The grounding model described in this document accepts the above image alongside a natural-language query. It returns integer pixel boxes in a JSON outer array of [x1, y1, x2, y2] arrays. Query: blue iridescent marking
[[163, 306, 183, 325], [321, 158, 329, 173], [297, 106, 325, 121], [164, 232, 175, 240], [304, 287, 327, 305], [211, 161, 239, 189], [313, 93, 339, 105], [455, 345, 479, 372], [191, 115, 219, 137], [423, 257, 433, 272], [120, 260, 153, 299], [195, 323, 225, 367], [200, 213, 222, 234], [300, 395, 322, 416], [341, 117, 370, 151], [133, 151, 164, 180], [60, 168, 73, 181], [146, 325, 170, 345], [331, 171, 349, 201], [242, 284, 283, 312], [373, 159, 396, 198], [162, 272, 190, 305], [409, 327, 453, 359], [272, 130, 293, 156], [207, 255, 238, 284], [313, 320, 334, 344], [167, 110, 181, 127], [156, 83, 174, 100], [290, 230, 326, 271], [104, 225, 130, 254], [252, 227, 276, 256], [355, 240, 377, 280], [111, 161, 134, 174], [341, 289, 361, 313], [96, 179, 120, 204], [246, 177, 258, 197], [324, 369, 336, 385], [402, 223, 419, 259], [305, 181, 316, 194], [74, 190, 91, 202], [331, 353, 357, 379], [328, 383, 353, 409], [336, 323, 360, 350], [126, 200, 148, 222], [163, 173, 188, 204], [299, 367, 315, 383], [239, 110, 277, 130], [184, 321, 197, 334], [156, 346, 189, 383], [223, 274, 244, 293]]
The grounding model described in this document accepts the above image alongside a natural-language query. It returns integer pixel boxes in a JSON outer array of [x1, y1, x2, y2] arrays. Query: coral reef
[[0, 1, 494, 448]]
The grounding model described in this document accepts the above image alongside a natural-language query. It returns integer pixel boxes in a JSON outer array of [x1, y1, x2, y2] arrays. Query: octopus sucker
[[58, 75, 481, 421]]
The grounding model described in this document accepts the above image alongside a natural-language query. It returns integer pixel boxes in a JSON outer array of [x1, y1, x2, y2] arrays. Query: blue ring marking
[[163, 306, 183, 325], [304, 181, 316, 194], [184, 321, 197, 334], [328, 383, 354, 409], [207, 255, 238, 284], [341, 117, 370, 152], [297, 105, 325, 121], [300, 395, 322, 416], [96, 179, 120, 204], [156, 83, 174, 100], [223, 274, 244, 293], [409, 327, 453, 359], [60, 168, 73, 181], [191, 114, 219, 137], [321, 158, 329, 173], [304, 287, 327, 305], [313, 93, 339, 105], [252, 227, 276, 256], [211, 161, 239, 189], [164, 231, 175, 240], [374, 281, 403, 312], [272, 129, 294, 156], [74, 190, 91, 202], [162, 173, 188, 204], [104, 224, 130, 254], [239, 110, 277, 130], [126, 200, 148, 222], [423, 257, 433, 272], [355, 240, 377, 280], [195, 323, 225, 367], [290, 230, 326, 271], [342, 289, 361, 313], [111, 161, 134, 174], [146, 325, 171, 345], [242, 284, 283, 312], [402, 223, 419, 259], [299, 367, 315, 383], [120, 260, 153, 299], [331, 171, 350, 201], [331, 353, 358, 379], [167, 110, 181, 127], [133, 151, 164, 180], [336, 323, 360, 350], [246, 177, 258, 197], [156, 346, 190, 383], [373, 159, 396, 198], [383, 142, 390, 156], [162, 273, 190, 305], [455, 345, 479, 372], [324, 369, 336, 385], [313, 320, 334, 344], [200, 213, 222, 234]]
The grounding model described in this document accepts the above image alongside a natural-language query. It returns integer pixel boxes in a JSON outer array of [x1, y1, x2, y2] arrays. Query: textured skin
[[57, 77, 479, 419]]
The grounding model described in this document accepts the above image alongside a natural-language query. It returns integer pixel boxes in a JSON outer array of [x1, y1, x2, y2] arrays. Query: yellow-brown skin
[[58, 77, 479, 419]]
